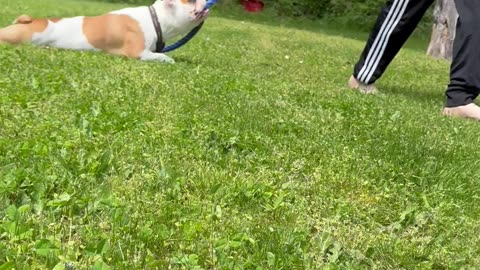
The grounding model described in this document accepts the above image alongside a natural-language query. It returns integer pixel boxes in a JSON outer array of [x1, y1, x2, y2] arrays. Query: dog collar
[[148, 6, 166, 53]]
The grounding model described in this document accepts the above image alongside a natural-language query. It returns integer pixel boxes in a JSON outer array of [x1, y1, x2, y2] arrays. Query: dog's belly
[[32, 17, 97, 51]]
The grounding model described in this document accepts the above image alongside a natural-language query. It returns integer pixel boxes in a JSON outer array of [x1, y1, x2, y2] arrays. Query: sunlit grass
[[1, 0, 479, 269]]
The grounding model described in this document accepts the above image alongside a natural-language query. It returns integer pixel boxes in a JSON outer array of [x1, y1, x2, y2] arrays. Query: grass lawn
[[1, 0, 480, 269]]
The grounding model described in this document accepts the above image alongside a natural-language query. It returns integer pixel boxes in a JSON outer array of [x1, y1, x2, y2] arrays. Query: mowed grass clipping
[[1, 0, 480, 269]]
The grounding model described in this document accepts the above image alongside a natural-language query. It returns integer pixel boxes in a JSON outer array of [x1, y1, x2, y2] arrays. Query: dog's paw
[[162, 55, 175, 64], [141, 52, 175, 63]]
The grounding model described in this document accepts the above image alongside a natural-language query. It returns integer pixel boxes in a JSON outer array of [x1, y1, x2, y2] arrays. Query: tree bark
[[427, 0, 458, 59]]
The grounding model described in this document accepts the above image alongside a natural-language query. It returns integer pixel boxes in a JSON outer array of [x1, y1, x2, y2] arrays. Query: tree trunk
[[427, 0, 458, 59]]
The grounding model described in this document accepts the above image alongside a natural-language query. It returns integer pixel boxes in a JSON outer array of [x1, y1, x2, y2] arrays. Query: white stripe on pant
[[357, 0, 409, 83]]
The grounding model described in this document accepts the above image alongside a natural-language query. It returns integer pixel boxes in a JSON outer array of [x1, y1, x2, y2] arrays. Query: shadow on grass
[[211, 6, 432, 53], [382, 84, 446, 105]]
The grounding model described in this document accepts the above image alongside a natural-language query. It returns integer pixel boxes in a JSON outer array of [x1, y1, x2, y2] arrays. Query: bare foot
[[348, 75, 378, 94], [443, 103, 480, 121]]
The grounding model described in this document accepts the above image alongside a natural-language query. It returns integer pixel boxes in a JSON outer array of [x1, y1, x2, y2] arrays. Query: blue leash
[[161, 0, 217, 53]]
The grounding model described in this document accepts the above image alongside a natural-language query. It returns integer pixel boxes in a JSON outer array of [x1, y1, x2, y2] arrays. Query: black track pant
[[353, 0, 480, 107]]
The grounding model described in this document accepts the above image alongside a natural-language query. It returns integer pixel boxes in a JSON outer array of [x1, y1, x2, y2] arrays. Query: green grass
[[1, 0, 480, 269], [213, 2, 434, 51]]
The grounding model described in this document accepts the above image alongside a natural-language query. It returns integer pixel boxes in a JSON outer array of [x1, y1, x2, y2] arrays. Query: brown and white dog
[[0, 0, 209, 63]]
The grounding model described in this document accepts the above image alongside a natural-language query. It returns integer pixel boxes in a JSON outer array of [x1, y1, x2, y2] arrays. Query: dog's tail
[[0, 15, 36, 45], [13, 15, 33, 25]]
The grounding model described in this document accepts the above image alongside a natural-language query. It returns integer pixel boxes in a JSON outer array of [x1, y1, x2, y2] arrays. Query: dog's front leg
[[140, 51, 175, 64]]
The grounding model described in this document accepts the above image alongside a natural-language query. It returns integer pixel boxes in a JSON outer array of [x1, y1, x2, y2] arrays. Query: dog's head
[[153, 0, 210, 40], [154, 0, 209, 38]]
